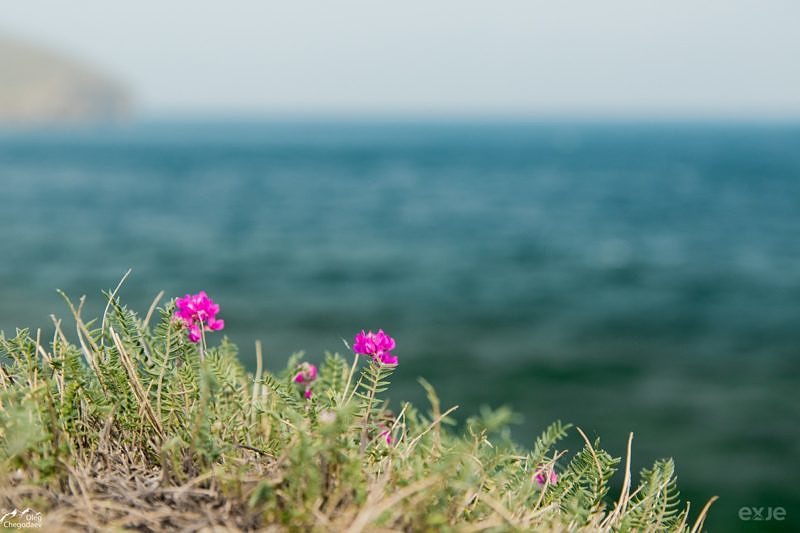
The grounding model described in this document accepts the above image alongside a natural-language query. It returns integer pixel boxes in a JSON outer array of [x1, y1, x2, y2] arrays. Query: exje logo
[[738, 506, 786, 521]]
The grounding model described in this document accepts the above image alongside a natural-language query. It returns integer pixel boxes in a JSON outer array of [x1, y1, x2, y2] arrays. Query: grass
[[0, 283, 715, 531]]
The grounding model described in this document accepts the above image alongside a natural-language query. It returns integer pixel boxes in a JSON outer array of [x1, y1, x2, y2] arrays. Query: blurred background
[[1, 2, 798, 530]]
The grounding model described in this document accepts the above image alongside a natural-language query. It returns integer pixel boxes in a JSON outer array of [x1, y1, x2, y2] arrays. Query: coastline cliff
[[0, 35, 130, 124]]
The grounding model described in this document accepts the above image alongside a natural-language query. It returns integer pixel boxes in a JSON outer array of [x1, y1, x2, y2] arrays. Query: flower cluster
[[294, 362, 318, 399], [379, 425, 393, 445], [534, 467, 558, 487], [353, 329, 398, 365], [174, 291, 225, 343]]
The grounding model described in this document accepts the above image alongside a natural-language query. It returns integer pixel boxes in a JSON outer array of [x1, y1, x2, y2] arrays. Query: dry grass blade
[[110, 326, 164, 440], [690, 495, 718, 533]]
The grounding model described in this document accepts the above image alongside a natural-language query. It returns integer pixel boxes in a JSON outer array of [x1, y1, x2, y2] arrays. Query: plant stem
[[359, 362, 379, 454], [199, 319, 207, 362]]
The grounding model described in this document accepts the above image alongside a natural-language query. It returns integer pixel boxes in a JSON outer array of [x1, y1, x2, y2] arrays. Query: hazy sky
[[2, 1, 799, 118]]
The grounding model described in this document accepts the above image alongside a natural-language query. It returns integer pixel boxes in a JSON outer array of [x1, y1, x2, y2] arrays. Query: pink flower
[[206, 316, 225, 331], [353, 329, 398, 365], [294, 363, 318, 384], [294, 362, 317, 400], [377, 351, 398, 365], [379, 427, 393, 445], [174, 291, 225, 343], [188, 324, 202, 343], [534, 467, 558, 486]]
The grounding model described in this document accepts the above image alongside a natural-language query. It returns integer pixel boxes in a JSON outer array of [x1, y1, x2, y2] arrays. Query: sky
[[2, 1, 799, 118]]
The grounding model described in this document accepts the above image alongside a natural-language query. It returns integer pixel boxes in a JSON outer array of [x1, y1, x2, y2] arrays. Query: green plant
[[0, 284, 715, 531]]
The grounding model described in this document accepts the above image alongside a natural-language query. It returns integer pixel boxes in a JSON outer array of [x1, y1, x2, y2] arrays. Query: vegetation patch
[[0, 282, 715, 531]]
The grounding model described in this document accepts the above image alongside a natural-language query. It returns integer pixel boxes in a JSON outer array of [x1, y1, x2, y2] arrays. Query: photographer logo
[[0, 508, 43, 529], [738, 506, 786, 522]]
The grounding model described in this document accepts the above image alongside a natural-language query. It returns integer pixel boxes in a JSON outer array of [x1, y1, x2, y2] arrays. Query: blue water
[[1, 120, 799, 530]]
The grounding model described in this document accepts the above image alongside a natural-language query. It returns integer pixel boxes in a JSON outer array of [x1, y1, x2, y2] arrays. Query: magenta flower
[[379, 426, 393, 445], [294, 362, 318, 385], [188, 324, 202, 343], [353, 329, 398, 365], [375, 351, 398, 365], [534, 467, 558, 486], [294, 362, 317, 400], [174, 291, 225, 343]]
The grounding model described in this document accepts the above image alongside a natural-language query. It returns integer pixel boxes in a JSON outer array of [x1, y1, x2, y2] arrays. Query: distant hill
[[0, 35, 131, 124]]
